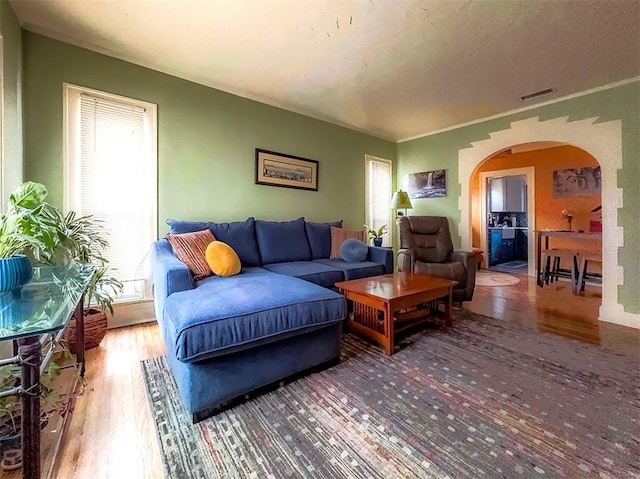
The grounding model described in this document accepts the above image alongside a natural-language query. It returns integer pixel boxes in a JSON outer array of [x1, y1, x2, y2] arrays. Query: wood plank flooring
[[41, 274, 638, 478]]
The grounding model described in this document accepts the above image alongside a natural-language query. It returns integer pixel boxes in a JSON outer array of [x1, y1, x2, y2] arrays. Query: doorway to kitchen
[[479, 166, 535, 276]]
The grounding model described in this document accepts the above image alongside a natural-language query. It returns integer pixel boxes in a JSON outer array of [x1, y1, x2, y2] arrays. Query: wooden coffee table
[[335, 272, 458, 355]]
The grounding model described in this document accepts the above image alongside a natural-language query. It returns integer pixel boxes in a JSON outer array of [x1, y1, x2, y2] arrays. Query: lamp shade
[[389, 190, 413, 210]]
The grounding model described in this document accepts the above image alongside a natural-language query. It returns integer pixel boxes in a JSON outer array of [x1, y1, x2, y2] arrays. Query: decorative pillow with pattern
[[166, 229, 216, 280], [330, 226, 365, 259]]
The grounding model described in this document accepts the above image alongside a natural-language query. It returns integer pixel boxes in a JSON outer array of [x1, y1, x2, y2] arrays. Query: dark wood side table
[[336, 272, 457, 355], [0, 265, 94, 479]]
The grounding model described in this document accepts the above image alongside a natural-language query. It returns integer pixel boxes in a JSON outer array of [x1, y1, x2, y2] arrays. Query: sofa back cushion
[[255, 218, 311, 264], [305, 220, 343, 259], [166, 217, 262, 267]]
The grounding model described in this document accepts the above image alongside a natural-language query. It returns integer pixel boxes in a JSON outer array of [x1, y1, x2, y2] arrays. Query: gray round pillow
[[340, 238, 368, 263]]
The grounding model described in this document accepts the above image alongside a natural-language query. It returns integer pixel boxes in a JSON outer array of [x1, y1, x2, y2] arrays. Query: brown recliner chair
[[397, 216, 476, 302]]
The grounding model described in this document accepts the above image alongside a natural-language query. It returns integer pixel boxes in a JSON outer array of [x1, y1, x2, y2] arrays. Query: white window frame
[[63, 83, 158, 303], [364, 155, 393, 247]]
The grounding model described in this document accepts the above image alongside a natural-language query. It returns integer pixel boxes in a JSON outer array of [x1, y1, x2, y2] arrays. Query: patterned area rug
[[142, 310, 639, 479], [476, 270, 521, 286]]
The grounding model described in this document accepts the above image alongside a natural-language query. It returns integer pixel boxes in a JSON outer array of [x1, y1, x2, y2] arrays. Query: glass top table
[[0, 264, 95, 341], [0, 264, 94, 479]]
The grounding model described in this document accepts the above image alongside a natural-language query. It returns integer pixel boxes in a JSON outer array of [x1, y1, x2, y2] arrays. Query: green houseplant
[[0, 182, 59, 292], [38, 199, 123, 353], [0, 181, 120, 456], [364, 224, 388, 247]]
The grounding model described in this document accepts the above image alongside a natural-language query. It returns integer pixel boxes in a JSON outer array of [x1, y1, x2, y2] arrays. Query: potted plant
[[364, 224, 388, 247], [0, 182, 58, 293], [1, 181, 122, 351], [39, 205, 123, 353]]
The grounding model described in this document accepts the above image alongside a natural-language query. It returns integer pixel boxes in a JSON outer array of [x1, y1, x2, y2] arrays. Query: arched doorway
[[457, 116, 632, 327], [470, 143, 601, 280]]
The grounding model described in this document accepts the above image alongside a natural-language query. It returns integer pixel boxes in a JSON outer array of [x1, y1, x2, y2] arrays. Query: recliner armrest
[[450, 250, 476, 289], [367, 246, 394, 273], [451, 250, 475, 264], [397, 248, 414, 273]]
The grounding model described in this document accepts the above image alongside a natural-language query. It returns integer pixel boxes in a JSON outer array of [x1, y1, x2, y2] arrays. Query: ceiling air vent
[[520, 87, 556, 102]]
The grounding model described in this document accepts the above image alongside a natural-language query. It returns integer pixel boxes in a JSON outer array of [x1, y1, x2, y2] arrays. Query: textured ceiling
[[10, 0, 640, 141]]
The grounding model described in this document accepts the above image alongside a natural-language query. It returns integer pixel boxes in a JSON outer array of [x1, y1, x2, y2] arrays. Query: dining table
[[536, 230, 602, 287]]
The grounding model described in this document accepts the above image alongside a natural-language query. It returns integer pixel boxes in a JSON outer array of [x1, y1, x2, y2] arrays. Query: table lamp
[[390, 190, 413, 217]]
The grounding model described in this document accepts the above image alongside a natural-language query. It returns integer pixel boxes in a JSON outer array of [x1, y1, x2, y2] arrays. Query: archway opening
[[469, 143, 602, 297], [456, 116, 631, 327]]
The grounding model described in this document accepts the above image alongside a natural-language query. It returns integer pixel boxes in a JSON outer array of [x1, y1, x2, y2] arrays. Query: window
[[364, 155, 392, 247], [64, 84, 157, 303]]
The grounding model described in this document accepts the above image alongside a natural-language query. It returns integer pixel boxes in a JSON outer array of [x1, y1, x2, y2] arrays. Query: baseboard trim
[[109, 299, 156, 329]]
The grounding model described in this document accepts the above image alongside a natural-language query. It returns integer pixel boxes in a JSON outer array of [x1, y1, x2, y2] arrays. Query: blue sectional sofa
[[153, 217, 393, 421]]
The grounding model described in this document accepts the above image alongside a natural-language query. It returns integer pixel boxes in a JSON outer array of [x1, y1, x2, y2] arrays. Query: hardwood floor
[[46, 274, 637, 478]]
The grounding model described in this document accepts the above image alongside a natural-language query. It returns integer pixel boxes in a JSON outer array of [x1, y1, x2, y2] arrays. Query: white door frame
[[479, 167, 535, 275]]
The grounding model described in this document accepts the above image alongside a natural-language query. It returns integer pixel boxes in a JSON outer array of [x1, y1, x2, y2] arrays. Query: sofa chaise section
[[161, 267, 346, 420]]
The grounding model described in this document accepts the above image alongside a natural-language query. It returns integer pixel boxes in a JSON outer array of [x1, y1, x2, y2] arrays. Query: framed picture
[[406, 169, 446, 198], [553, 166, 601, 197], [255, 149, 319, 191]]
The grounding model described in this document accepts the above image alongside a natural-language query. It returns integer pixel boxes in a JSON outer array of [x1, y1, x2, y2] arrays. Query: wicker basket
[[64, 308, 107, 354]]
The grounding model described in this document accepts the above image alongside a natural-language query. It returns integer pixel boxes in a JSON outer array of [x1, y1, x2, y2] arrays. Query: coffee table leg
[[444, 290, 453, 327], [383, 303, 394, 355]]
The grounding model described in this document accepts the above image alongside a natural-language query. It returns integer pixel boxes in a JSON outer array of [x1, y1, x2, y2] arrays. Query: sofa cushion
[[255, 218, 311, 264], [330, 227, 365, 259], [314, 259, 385, 281], [165, 229, 215, 281], [167, 217, 262, 267], [205, 241, 241, 277], [163, 268, 346, 362], [305, 220, 343, 259], [340, 238, 368, 263], [263, 261, 344, 287]]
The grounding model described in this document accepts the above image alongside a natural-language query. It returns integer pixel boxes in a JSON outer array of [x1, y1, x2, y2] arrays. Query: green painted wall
[[22, 32, 396, 235], [0, 0, 23, 205], [398, 81, 640, 313]]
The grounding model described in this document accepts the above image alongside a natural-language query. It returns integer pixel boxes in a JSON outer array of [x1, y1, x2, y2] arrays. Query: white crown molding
[[399, 77, 640, 143]]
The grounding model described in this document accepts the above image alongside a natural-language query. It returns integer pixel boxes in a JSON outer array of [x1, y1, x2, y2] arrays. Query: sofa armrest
[[397, 248, 414, 273], [152, 239, 194, 321], [367, 246, 394, 273]]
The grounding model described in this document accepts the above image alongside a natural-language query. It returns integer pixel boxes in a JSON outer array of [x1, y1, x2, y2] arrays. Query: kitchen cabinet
[[516, 229, 529, 260], [501, 238, 515, 262], [488, 175, 527, 212], [489, 228, 522, 265], [489, 229, 503, 265]]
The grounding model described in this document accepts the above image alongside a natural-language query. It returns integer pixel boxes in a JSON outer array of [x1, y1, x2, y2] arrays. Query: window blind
[[79, 94, 151, 287], [366, 158, 392, 246]]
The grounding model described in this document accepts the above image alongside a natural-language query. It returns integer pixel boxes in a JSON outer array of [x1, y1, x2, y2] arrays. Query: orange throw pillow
[[166, 229, 216, 280], [330, 226, 365, 259]]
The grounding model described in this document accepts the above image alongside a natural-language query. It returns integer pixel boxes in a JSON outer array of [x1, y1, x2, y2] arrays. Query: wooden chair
[[541, 249, 580, 293], [576, 251, 603, 294]]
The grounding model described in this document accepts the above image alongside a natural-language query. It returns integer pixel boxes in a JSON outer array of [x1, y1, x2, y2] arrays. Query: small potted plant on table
[[364, 224, 388, 247]]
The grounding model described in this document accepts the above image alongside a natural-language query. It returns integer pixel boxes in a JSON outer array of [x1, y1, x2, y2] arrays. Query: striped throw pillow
[[330, 226, 365, 259], [166, 229, 216, 280]]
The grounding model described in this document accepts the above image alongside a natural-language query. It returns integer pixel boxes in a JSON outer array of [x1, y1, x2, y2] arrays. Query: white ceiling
[[10, 0, 640, 141]]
